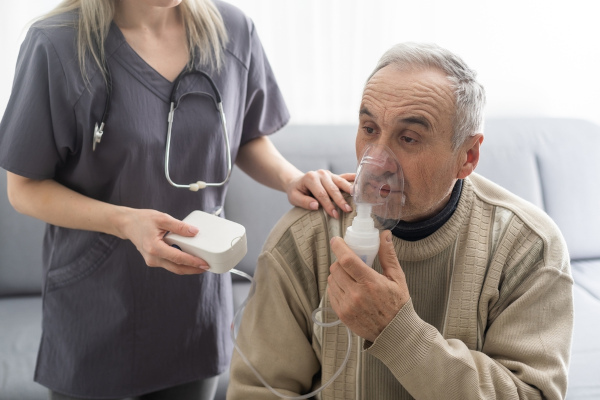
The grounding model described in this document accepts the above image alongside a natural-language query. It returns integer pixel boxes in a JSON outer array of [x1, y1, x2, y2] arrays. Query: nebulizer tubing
[[229, 268, 353, 399], [228, 143, 403, 398]]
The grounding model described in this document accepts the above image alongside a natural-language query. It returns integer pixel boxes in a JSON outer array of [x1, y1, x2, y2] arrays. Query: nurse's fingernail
[[332, 209, 339, 219], [198, 263, 210, 270], [188, 225, 199, 235], [344, 204, 352, 212], [310, 201, 319, 210]]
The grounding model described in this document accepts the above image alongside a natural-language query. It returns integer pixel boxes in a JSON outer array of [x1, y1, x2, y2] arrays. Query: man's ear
[[457, 134, 484, 179]]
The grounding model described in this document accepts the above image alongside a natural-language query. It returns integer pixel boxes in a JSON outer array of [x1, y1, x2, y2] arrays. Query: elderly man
[[227, 43, 573, 400]]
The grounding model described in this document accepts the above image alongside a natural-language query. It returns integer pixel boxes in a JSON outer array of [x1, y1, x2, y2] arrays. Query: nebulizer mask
[[230, 143, 404, 399], [345, 143, 405, 266]]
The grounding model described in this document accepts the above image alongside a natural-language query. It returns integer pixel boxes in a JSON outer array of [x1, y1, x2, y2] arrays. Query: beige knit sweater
[[228, 174, 573, 400]]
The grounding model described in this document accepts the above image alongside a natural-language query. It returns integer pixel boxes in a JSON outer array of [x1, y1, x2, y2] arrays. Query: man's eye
[[363, 127, 375, 134], [400, 136, 416, 144]]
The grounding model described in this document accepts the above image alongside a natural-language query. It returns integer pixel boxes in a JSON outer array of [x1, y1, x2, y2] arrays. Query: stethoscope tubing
[[165, 96, 232, 191], [94, 65, 232, 191]]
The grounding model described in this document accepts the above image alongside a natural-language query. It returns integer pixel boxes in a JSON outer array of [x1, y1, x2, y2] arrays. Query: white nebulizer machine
[[164, 210, 247, 274], [166, 143, 404, 399]]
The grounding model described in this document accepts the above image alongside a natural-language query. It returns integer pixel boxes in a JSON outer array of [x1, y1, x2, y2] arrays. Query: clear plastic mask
[[353, 144, 405, 230]]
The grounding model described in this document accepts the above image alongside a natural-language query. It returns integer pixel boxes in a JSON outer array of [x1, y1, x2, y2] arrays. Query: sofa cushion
[[484, 118, 600, 261], [571, 260, 600, 301], [538, 145, 600, 261], [0, 296, 46, 399], [0, 171, 45, 297], [567, 280, 600, 399], [475, 147, 544, 208], [224, 125, 357, 276]]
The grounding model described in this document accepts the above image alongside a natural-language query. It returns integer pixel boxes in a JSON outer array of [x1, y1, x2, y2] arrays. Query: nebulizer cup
[[345, 144, 404, 266]]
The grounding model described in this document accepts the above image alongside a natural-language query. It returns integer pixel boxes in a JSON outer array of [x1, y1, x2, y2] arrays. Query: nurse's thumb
[[163, 215, 199, 237]]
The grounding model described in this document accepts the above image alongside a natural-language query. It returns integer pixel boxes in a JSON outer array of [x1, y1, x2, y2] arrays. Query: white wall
[[1, 0, 599, 127], [0, 1, 58, 124]]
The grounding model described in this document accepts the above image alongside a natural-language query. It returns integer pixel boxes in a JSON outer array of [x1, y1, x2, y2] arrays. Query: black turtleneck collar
[[391, 179, 463, 241]]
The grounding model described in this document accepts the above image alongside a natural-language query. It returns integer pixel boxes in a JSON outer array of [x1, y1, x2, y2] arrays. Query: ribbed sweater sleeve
[[227, 251, 321, 399], [227, 207, 332, 399], [368, 264, 572, 399], [367, 175, 573, 400], [229, 176, 573, 400]]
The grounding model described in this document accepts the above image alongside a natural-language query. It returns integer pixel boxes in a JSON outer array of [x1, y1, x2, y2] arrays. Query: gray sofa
[[1, 118, 599, 399]]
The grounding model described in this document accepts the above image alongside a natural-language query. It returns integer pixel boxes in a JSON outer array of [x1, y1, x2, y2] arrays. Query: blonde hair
[[39, 0, 228, 83]]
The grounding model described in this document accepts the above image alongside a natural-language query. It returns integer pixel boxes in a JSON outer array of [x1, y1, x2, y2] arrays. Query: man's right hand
[[328, 231, 410, 342]]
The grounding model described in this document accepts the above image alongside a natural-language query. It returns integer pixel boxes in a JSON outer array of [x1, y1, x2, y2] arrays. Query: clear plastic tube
[[230, 268, 352, 399]]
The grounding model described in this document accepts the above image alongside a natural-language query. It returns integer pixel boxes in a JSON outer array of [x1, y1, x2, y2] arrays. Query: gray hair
[[367, 42, 486, 149]]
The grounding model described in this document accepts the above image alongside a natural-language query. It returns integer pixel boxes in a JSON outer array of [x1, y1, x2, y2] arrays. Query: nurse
[[0, 0, 352, 399]]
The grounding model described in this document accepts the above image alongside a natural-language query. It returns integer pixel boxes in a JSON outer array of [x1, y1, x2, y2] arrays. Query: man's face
[[356, 65, 479, 223]]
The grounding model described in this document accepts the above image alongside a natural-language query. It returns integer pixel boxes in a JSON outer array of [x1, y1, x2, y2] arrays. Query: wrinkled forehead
[[361, 66, 456, 129]]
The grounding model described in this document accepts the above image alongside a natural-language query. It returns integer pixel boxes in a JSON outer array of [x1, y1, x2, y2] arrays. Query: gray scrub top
[[0, 1, 289, 397]]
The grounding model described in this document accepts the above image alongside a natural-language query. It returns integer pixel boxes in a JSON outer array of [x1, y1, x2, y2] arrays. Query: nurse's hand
[[119, 209, 210, 275], [235, 136, 355, 218], [286, 171, 356, 219]]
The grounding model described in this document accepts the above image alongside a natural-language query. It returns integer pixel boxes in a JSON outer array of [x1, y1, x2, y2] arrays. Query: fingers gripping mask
[[353, 144, 405, 230]]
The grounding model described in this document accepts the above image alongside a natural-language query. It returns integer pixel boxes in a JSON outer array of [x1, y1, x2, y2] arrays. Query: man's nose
[[368, 146, 400, 174]]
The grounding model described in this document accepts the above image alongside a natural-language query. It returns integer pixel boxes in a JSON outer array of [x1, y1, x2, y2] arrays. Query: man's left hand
[[328, 230, 410, 342]]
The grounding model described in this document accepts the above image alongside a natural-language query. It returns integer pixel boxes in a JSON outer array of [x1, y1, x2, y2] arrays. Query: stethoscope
[[92, 65, 232, 192]]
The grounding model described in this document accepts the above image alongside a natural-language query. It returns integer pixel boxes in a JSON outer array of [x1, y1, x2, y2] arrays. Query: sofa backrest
[[2, 118, 599, 294], [225, 118, 600, 276], [224, 125, 358, 276]]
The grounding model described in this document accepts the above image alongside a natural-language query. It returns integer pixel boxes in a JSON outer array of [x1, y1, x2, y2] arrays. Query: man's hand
[[286, 171, 355, 219], [327, 230, 410, 342]]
